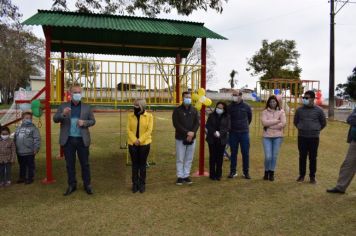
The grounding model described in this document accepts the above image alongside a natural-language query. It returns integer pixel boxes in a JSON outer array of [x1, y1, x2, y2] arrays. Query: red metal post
[[43, 27, 55, 184], [60, 49, 65, 159], [199, 38, 207, 176], [175, 54, 181, 104]]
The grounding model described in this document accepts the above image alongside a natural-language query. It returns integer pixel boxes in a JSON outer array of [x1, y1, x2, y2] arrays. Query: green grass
[[0, 112, 355, 235]]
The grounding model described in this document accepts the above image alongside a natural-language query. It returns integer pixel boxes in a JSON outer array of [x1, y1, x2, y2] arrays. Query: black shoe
[[263, 171, 269, 180], [269, 171, 274, 181], [84, 185, 94, 195], [243, 173, 251, 179], [184, 177, 193, 185], [215, 177, 221, 181], [63, 186, 77, 196], [139, 184, 145, 193], [309, 177, 317, 184], [227, 172, 238, 178], [176, 178, 184, 186], [132, 184, 139, 193], [296, 176, 305, 183], [16, 179, 25, 184], [209, 176, 215, 181], [326, 187, 345, 194], [25, 179, 34, 185]]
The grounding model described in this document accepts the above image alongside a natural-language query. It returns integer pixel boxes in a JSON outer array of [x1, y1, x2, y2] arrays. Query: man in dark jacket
[[227, 90, 252, 179], [327, 107, 356, 194], [172, 91, 200, 185], [294, 90, 326, 184], [53, 84, 96, 196]]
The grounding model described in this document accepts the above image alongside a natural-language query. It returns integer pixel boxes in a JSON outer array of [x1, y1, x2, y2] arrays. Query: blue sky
[[14, 0, 356, 97]]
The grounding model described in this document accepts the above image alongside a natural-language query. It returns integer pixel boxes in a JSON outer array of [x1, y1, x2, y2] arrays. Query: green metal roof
[[23, 10, 227, 58]]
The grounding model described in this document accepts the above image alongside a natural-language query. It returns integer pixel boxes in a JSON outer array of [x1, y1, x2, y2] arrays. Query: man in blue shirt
[[53, 85, 96, 196]]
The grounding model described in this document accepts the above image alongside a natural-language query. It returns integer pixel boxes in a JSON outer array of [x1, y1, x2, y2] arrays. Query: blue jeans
[[229, 132, 250, 174], [263, 137, 283, 171], [176, 139, 196, 178]]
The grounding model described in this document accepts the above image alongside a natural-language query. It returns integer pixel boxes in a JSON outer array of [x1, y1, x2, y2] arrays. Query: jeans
[[129, 144, 150, 185], [176, 139, 196, 178], [298, 136, 319, 178], [229, 132, 250, 175], [0, 163, 12, 182], [63, 137, 91, 187], [208, 142, 226, 179], [263, 137, 283, 171], [17, 155, 35, 181]]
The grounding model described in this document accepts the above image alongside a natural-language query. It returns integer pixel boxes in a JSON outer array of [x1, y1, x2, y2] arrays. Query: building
[[29, 75, 45, 91]]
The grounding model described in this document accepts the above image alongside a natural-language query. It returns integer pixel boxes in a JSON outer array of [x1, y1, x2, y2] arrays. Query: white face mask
[[1, 135, 10, 140], [232, 96, 242, 103], [215, 108, 224, 115]]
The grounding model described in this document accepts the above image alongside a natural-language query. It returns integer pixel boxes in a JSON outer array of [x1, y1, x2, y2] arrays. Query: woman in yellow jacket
[[127, 99, 153, 193]]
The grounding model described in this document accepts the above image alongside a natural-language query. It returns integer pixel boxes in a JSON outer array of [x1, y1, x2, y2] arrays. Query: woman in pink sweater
[[261, 95, 286, 181]]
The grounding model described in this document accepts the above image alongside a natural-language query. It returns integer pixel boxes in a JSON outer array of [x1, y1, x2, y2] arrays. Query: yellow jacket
[[127, 111, 153, 145]]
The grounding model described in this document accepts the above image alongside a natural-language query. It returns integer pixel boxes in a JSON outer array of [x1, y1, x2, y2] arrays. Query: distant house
[[117, 83, 146, 91], [29, 75, 45, 91], [219, 88, 235, 93], [206, 89, 218, 93]]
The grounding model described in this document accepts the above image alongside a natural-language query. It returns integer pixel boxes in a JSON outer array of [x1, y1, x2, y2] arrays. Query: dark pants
[[17, 155, 35, 181], [129, 144, 150, 186], [298, 136, 319, 178], [0, 163, 12, 182], [63, 137, 91, 187], [208, 142, 225, 179], [229, 132, 250, 175]]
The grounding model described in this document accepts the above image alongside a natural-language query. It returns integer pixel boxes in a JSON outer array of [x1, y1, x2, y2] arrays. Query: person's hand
[[214, 131, 220, 138], [62, 107, 71, 116], [77, 120, 85, 127], [187, 131, 194, 137], [134, 139, 140, 146], [186, 136, 193, 142]]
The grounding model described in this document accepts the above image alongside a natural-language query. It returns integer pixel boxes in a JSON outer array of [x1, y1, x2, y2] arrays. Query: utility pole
[[328, 0, 335, 120], [328, 0, 353, 120]]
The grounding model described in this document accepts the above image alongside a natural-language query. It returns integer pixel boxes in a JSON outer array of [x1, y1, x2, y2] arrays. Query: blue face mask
[[72, 93, 82, 102], [302, 98, 309, 106], [183, 98, 192, 105], [23, 119, 32, 125]]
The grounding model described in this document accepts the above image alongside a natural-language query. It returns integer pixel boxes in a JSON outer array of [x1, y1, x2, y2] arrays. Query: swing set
[[21, 10, 227, 183]]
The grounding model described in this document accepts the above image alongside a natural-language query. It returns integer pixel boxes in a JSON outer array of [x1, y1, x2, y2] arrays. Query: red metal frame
[[59, 49, 65, 159], [198, 38, 207, 176], [42, 27, 55, 184], [175, 54, 181, 104]]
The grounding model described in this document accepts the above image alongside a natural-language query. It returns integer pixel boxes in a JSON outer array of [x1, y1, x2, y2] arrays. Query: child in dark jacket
[[14, 111, 41, 184], [0, 126, 16, 186]]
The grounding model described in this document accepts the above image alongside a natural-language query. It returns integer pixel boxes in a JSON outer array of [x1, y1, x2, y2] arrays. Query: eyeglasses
[[302, 97, 310, 100]]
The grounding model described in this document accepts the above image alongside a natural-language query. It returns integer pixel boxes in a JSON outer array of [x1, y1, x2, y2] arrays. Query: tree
[[228, 69, 237, 88], [52, 0, 228, 16], [247, 39, 302, 94], [64, 53, 100, 88], [151, 40, 216, 98], [0, 24, 45, 104], [336, 67, 356, 100], [0, 0, 22, 25]]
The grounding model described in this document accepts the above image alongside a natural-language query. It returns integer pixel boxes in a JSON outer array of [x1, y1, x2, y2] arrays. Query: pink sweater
[[261, 108, 286, 137]]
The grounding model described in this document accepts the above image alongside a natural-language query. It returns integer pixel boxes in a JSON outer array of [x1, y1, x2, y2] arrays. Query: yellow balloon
[[195, 102, 202, 111], [199, 96, 206, 103], [204, 98, 212, 106], [192, 93, 200, 101], [197, 88, 205, 96]]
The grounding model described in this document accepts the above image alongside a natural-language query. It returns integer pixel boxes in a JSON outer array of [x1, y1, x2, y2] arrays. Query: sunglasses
[[302, 97, 311, 100]]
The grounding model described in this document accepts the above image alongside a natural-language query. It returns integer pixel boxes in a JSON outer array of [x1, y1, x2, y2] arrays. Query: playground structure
[[252, 79, 321, 136], [17, 10, 226, 183]]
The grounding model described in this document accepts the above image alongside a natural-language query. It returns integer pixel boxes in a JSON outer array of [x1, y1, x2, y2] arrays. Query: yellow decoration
[[192, 88, 212, 111], [197, 88, 205, 96]]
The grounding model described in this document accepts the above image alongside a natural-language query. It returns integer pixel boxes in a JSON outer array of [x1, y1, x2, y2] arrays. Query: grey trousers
[[336, 141, 356, 192]]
